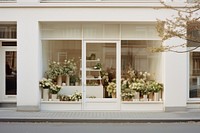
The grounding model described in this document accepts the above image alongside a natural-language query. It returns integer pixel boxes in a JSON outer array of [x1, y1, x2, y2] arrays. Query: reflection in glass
[[5, 51, 17, 95], [190, 52, 200, 98]]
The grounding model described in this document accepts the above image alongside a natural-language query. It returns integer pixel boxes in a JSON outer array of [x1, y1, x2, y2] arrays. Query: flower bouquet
[[50, 84, 62, 94], [106, 80, 116, 98], [39, 78, 53, 89]]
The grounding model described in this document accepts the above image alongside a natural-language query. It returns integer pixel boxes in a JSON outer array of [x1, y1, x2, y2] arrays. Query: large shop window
[[190, 52, 200, 98], [121, 40, 163, 101], [121, 40, 162, 76], [42, 40, 117, 101], [40, 22, 162, 102], [188, 21, 200, 99]]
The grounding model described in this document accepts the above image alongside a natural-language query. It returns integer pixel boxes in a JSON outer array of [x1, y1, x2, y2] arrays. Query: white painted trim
[[187, 50, 190, 100], [83, 40, 120, 110], [0, 39, 17, 42], [187, 47, 200, 101]]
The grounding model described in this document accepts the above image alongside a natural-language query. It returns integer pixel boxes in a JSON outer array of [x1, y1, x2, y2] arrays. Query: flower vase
[[112, 93, 116, 98], [158, 91, 162, 101], [65, 75, 70, 86], [143, 94, 148, 101], [154, 92, 159, 101], [51, 94, 58, 101], [134, 92, 140, 101], [75, 82, 79, 86], [43, 88, 49, 101], [149, 92, 154, 101], [57, 75, 62, 86]]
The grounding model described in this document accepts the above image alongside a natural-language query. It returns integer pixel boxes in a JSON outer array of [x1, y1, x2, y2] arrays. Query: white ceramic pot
[[43, 88, 49, 101], [51, 94, 58, 101]]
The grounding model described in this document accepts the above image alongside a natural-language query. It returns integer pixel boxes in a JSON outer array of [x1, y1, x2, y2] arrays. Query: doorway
[[0, 45, 17, 102], [82, 41, 120, 110]]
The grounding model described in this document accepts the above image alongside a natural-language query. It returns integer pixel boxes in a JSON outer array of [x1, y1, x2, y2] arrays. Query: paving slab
[[0, 108, 200, 123]]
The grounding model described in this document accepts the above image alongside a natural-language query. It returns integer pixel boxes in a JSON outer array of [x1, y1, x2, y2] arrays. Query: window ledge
[[41, 100, 82, 104], [121, 101, 163, 104], [187, 100, 200, 104]]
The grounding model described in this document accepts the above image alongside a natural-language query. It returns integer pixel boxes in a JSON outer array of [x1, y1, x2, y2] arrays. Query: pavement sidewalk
[[0, 108, 200, 123]]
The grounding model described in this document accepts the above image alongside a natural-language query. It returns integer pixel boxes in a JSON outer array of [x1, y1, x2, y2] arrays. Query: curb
[[1, 118, 200, 123]]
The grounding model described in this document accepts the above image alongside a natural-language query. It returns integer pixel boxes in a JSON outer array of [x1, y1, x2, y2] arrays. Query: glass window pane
[[187, 22, 200, 47], [41, 23, 82, 39], [121, 24, 159, 39], [190, 52, 200, 98], [86, 43, 116, 99], [42, 40, 82, 101], [0, 24, 17, 39], [5, 51, 17, 95], [121, 40, 162, 101]]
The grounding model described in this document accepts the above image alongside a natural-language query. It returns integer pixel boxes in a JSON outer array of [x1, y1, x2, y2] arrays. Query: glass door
[[0, 47, 17, 101], [82, 41, 120, 110]]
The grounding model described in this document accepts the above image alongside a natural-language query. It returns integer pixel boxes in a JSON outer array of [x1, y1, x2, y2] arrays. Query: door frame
[[0, 45, 17, 102], [82, 40, 121, 110]]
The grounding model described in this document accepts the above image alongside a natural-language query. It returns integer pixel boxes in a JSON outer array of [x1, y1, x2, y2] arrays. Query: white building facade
[[0, 0, 198, 112]]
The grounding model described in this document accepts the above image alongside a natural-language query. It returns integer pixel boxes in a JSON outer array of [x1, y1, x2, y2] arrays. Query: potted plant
[[63, 58, 77, 85], [70, 91, 82, 101], [70, 75, 80, 86], [121, 92, 135, 101], [147, 81, 163, 101], [63, 58, 77, 75], [130, 79, 149, 101], [93, 63, 102, 70], [46, 61, 64, 86], [39, 78, 53, 101], [39, 78, 53, 89], [50, 84, 62, 101], [106, 79, 116, 98]]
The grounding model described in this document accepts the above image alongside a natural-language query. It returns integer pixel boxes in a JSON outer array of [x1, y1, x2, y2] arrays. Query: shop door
[[0, 47, 17, 101], [81, 41, 120, 110]]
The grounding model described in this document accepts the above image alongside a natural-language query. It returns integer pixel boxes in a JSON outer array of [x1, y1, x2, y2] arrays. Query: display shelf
[[86, 59, 100, 62], [86, 77, 102, 80], [80, 68, 101, 71], [80, 58, 102, 85]]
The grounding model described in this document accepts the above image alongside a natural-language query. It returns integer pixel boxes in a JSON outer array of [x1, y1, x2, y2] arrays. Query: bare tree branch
[[153, 0, 200, 53]]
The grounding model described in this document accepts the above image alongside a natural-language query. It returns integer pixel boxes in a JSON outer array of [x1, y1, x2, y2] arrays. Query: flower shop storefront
[[40, 22, 164, 111]]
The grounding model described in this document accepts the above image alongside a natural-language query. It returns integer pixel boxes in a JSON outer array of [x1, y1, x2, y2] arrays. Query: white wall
[[17, 18, 42, 111], [163, 38, 187, 111]]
